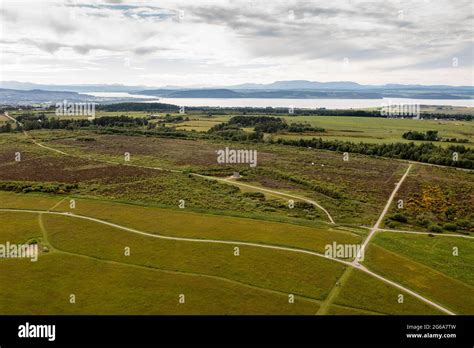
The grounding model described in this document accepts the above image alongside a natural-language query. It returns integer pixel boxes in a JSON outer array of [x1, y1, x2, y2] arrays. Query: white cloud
[[0, 0, 472, 86]]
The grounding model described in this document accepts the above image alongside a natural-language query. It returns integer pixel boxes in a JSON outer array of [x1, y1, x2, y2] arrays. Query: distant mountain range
[[0, 80, 473, 104], [0, 81, 153, 93], [1, 80, 473, 93]]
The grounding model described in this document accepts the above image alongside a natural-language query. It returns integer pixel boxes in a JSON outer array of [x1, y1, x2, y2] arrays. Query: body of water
[[85, 92, 158, 99], [86, 92, 474, 109], [158, 97, 474, 109]]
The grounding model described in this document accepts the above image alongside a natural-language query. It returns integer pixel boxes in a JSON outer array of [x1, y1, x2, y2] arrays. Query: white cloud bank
[[0, 0, 472, 86]]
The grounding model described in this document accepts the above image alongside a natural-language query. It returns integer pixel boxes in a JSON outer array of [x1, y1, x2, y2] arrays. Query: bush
[[243, 192, 265, 200], [455, 219, 471, 229], [443, 223, 457, 232], [390, 213, 408, 223], [428, 224, 443, 233], [76, 137, 96, 142], [385, 220, 398, 228]]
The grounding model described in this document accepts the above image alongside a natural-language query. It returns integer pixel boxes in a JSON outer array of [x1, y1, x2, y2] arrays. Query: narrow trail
[[0, 207, 455, 315], [355, 165, 412, 263]]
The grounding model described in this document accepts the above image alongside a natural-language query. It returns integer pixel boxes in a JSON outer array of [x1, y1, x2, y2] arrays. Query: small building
[[232, 172, 241, 179]]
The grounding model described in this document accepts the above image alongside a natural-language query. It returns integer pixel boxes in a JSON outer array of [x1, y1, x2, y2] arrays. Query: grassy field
[[1, 110, 472, 315], [0, 199, 455, 315], [42, 213, 345, 300], [363, 244, 474, 314], [171, 113, 474, 147], [1, 255, 323, 315], [276, 115, 474, 147], [48, 196, 361, 253], [372, 233, 474, 286], [333, 268, 443, 315]]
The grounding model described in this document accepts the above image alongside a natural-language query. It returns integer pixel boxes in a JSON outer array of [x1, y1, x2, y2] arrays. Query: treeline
[[97, 103, 179, 112], [211, 115, 325, 135], [273, 137, 474, 169], [0, 181, 78, 194], [12, 114, 149, 131], [208, 125, 264, 142], [402, 130, 469, 143], [0, 123, 12, 133], [402, 130, 440, 141], [188, 107, 384, 117]]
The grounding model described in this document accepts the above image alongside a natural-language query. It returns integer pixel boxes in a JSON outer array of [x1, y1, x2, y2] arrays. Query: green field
[[1, 109, 473, 316], [0, 190, 471, 315]]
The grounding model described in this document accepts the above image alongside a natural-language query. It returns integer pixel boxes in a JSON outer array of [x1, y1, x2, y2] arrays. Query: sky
[[0, 0, 473, 87]]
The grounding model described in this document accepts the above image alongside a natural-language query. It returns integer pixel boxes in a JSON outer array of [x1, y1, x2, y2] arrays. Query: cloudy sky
[[0, 0, 473, 87]]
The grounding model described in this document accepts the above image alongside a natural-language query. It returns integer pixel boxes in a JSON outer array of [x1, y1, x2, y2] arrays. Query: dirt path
[[354, 165, 412, 263]]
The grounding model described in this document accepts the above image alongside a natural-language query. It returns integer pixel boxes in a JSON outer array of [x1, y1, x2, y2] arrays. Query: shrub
[[385, 220, 398, 229], [390, 213, 408, 223], [455, 219, 471, 229], [443, 223, 457, 232], [243, 192, 265, 200], [428, 224, 443, 233]]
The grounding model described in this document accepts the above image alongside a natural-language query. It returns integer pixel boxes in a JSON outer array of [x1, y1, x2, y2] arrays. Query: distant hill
[[2, 80, 473, 94], [1, 80, 473, 103], [165, 89, 242, 98], [0, 88, 98, 104], [0, 81, 154, 93], [230, 80, 363, 90], [134, 88, 472, 100]]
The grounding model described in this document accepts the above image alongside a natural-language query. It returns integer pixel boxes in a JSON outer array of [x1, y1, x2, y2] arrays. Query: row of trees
[[14, 114, 149, 131], [402, 130, 440, 141], [216, 115, 325, 134], [273, 137, 474, 169]]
